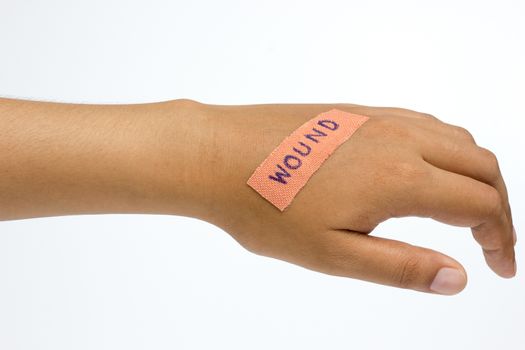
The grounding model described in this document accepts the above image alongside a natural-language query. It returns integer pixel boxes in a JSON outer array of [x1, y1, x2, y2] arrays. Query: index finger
[[410, 119, 516, 276], [419, 117, 515, 243], [400, 162, 515, 277], [383, 110, 516, 248]]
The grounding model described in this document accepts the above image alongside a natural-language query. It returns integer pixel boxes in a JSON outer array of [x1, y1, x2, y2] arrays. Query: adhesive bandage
[[246, 108, 369, 211]]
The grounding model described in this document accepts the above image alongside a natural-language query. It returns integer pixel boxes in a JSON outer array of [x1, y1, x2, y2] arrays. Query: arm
[[0, 98, 214, 221], [0, 97, 516, 295]]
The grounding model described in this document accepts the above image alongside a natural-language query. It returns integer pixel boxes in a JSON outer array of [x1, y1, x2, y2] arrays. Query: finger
[[415, 117, 477, 142], [345, 106, 516, 246], [362, 108, 514, 248], [403, 163, 515, 278], [309, 228, 467, 295], [413, 123, 516, 248], [407, 117, 516, 246]]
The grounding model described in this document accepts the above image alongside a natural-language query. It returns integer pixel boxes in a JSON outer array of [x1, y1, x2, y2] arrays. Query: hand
[[200, 103, 517, 295], [0, 98, 514, 295]]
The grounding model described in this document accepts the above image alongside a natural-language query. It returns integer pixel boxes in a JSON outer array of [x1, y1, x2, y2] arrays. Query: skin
[[0, 97, 517, 295]]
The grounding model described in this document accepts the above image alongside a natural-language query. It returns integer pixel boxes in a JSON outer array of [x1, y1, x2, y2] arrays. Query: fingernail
[[430, 267, 466, 295], [513, 227, 517, 245]]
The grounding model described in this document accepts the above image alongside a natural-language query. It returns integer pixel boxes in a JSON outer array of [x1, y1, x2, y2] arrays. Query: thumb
[[309, 229, 468, 295]]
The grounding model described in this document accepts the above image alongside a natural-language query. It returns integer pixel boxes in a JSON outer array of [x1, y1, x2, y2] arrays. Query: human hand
[[199, 103, 517, 295], [0, 98, 515, 295]]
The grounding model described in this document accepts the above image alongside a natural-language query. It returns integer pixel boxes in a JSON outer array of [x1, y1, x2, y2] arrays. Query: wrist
[[130, 98, 218, 220]]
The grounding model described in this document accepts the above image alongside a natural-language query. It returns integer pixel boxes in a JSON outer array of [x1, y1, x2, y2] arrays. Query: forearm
[[0, 97, 216, 221]]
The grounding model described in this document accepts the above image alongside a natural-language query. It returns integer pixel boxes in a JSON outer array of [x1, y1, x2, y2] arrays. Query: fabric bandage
[[246, 108, 370, 211]]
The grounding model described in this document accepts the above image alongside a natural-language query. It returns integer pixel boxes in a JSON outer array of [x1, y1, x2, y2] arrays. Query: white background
[[0, 1, 524, 349]]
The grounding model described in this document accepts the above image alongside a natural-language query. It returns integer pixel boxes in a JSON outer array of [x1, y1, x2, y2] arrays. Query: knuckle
[[388, 107, 421, 117], [452, 125, 476, 143], [479, 147, 500, 180], [395, 254, 422, 288], [419, 112, 439, 121]]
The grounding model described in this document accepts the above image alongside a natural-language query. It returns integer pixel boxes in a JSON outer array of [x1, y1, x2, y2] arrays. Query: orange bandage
[[246, 109, 369, 211]]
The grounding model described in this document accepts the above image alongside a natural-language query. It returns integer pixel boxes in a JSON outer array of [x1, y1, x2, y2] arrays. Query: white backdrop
[[0, 1, 523, 349]]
